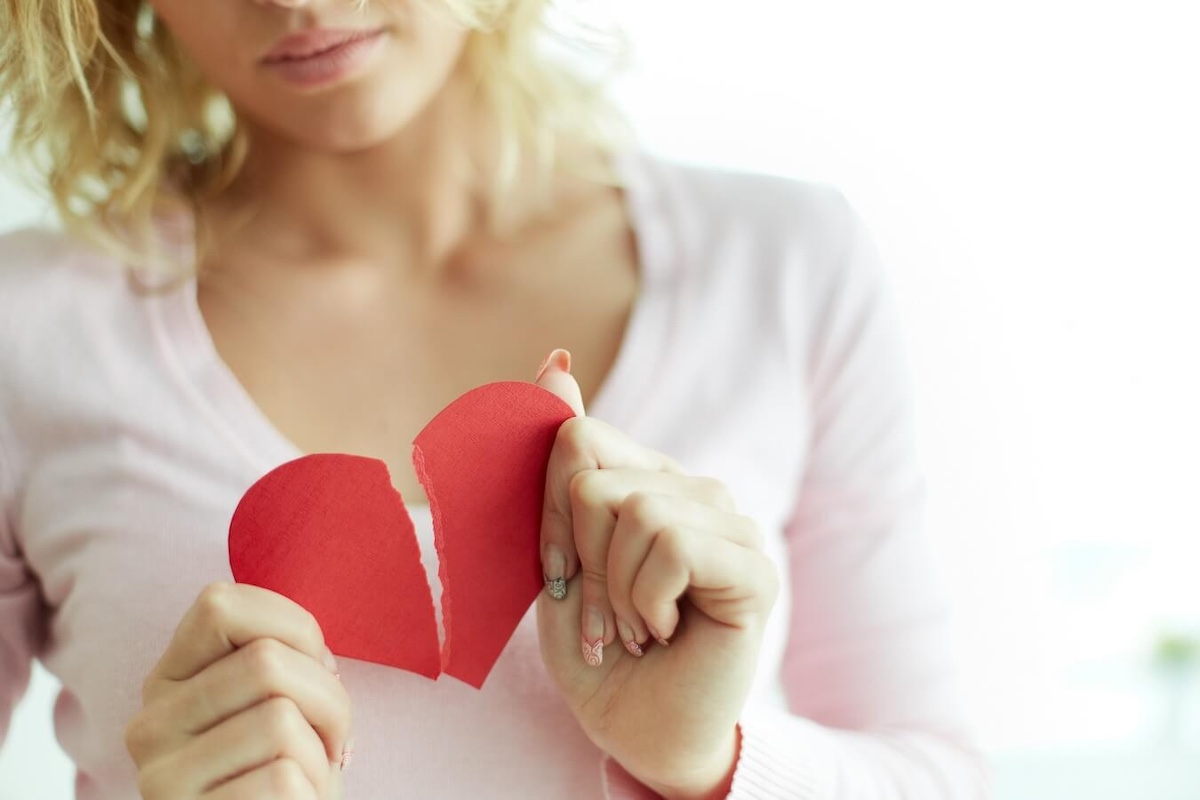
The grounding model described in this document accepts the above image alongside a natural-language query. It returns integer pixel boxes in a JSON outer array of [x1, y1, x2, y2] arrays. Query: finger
[[540, 415, 682, 603], [534, 348, 586, 416], [144, 697, 330, 799], [608, 492, 739, 647], [130, 637, 351, 765], [569, 471, 738, 663], [201, 759, 319, 800], [152, 584, 332, 689], [621, 496, 773, 641]]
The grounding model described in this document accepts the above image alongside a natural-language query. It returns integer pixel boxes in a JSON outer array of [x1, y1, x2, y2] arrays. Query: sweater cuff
[[601, 709, 836, 800], [727, 709, 837, 799]]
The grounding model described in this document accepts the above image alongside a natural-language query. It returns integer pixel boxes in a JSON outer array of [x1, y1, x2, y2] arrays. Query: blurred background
[[2, 1, 1198, 798]]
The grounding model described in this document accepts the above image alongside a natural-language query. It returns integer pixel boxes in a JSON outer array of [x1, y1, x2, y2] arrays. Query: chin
[[298, 106, 415, 154], [245, 80, 434, 155]]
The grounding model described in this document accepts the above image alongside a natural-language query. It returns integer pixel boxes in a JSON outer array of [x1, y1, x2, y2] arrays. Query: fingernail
[[340, 738, 355, 771], [648, 627, 671, 648], [546, 576, 567, 601], [543, 545, 567, 601], [536, 348, 572, 381], [617, 619, 644, 658], [582, 607, 605, 667], [322, 647, 339, 675], [551, 349, 572, 374]]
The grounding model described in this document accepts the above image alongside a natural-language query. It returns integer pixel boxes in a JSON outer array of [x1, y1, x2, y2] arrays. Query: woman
[[0, 0, 988, 798]]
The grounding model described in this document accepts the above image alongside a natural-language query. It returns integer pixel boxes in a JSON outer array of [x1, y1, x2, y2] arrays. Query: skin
[[125, 1, 779, 798]]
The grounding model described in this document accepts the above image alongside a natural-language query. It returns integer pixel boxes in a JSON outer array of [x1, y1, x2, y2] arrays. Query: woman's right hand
[[125, 583, 352, 800]]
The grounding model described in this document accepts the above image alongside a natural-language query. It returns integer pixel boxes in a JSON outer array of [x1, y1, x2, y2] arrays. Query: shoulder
[[625, 152, 869, 269], [0, 226, 139, 417], [0, 224, 126, 282], [624, 152, 884, 317], [624, 152, 888, 343], [620, 153, 900, 432], [0, 226, 134, 329], [0, 226, 135, 326]]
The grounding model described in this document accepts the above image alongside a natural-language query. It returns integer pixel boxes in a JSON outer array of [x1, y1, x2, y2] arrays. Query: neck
[[203, 70, 544, 275]]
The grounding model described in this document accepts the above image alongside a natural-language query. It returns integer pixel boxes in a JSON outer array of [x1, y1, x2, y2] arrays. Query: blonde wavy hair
[[0, 0, 626, 268]]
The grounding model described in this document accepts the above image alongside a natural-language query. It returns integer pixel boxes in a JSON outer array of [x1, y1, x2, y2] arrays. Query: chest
[[197, 229, 637, 500]]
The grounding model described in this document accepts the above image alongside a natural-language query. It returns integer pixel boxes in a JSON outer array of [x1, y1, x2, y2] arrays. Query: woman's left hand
[[534, 352, 780, 799]]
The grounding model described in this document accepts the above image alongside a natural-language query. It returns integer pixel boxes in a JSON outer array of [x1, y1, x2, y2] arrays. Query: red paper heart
[[228, 455, 442, 679], [228, 382, 574, 688]]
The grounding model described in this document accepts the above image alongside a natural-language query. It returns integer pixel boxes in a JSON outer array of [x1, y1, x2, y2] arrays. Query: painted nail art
[[340, 739, 355, 771], [583, 606, 605, 667], [582, 638, 604, 667], [545, 576, 567, 601], [543, 544, 567, 600], [617, 619, 643, 658]]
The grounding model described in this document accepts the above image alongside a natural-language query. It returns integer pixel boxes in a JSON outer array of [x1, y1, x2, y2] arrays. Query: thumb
[[535, 349, 586, 417]]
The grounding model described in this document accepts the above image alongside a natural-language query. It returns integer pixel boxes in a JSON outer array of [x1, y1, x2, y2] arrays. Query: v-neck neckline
[[149, 151, 678, 478]]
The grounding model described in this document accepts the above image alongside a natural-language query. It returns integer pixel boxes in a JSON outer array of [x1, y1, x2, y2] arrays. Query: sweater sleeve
[[0, 408, 44, 749], [721, 198, 989, 798], [0, 233, 49, 750], [603, 193, 989, 799]]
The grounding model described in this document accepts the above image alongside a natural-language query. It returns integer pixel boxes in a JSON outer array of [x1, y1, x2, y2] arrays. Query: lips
[[259, 27, 387, 89], [261, 28, 383, 64]]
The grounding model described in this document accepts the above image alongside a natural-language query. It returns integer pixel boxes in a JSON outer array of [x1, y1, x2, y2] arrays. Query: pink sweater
[[0, 154, 988, 798]]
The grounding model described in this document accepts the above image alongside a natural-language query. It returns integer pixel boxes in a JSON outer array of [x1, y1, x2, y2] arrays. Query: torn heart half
[[228, 382, 575, 688]]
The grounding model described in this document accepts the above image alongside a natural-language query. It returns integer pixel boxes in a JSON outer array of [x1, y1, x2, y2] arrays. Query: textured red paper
[[229, 455, 442, 679], [227, 381, 574, 688], [414, 382, 574, 688]]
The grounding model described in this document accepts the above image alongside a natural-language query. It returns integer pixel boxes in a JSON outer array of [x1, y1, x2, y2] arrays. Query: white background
[[3, 1, 1199, 797]]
